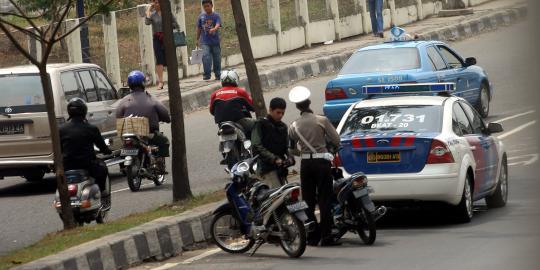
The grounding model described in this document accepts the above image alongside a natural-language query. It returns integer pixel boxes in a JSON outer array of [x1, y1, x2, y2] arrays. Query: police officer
[[251, 97, 293, 188], [116, 70, 171, 173], [288, 86, 341, 246], [60, 98, 112, 209]]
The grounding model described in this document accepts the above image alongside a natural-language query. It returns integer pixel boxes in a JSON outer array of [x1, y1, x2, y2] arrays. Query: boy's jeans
[[202, 44, 221, 79]]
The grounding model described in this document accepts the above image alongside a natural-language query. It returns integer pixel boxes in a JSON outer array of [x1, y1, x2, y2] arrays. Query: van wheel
[[24, 170, 45, 182]]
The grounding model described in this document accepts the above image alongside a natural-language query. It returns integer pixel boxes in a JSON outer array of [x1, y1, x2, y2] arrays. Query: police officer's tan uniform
[[288, 86, 341, 246]]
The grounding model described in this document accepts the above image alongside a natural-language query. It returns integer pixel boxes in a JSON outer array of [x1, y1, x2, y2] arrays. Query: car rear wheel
[[486, 157, 508, 208], [476, 84, 490, 118], [24, 170, 45, 182], [452, 175, 473, 223]]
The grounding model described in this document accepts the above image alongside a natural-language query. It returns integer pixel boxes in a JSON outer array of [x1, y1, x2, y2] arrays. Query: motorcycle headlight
[[236, 161, 250, 174]]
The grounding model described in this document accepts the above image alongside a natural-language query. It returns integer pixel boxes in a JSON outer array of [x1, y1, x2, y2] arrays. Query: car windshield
[[0, 74, 46, 113], [340, 105, 443, 136], [339, 48, 421, 74]]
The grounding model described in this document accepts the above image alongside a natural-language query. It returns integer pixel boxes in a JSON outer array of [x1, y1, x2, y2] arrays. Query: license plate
[[120, 149, 139, 156], [353, 188, 369, 198], [220, 134, 237, 142], [0, 123, 24, 135], [367, 152, 401, 163], [287, 201, 308, 212]]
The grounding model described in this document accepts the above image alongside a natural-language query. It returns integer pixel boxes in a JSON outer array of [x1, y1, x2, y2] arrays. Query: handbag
[[173, 30, 186, 47], [190, 47, 204, 65]]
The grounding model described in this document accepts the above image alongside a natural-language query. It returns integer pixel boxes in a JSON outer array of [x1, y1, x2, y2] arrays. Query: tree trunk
[[38, 65, 76, 229], [230, 0, 267, 117], [159, 0, 192, 201]]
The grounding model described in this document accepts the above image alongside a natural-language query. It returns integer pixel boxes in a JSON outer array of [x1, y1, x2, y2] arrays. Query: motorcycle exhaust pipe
[[374, 206, 387, 221]]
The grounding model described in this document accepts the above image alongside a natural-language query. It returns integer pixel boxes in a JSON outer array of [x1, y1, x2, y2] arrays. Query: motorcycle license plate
[[353, 188, 369, 198], [120, 149, 139, 156], [287, 201, 308, 212], [220, 134, 237, 142]]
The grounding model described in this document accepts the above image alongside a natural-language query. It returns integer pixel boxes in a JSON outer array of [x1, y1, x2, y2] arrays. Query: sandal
[[157, 82, 164, 90]]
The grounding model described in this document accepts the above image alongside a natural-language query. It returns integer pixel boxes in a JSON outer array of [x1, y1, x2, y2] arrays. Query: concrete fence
[[19, 0, 495, 88]]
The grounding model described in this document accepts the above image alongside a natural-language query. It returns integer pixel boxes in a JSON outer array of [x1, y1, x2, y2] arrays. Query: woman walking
[[145, 0, 180, 89]]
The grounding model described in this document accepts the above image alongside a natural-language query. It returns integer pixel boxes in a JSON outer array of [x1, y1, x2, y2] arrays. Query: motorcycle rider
[[288, 86, 341, 247], [59, 98, 112, 209], [251, 97, 293, 188], [209, 70, 255, 136], [116, 70, 171, 172]]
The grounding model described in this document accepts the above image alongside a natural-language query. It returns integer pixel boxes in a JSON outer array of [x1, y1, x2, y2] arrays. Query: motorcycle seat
[[333, 178, 348, 192], [255, 187, 279, 203]]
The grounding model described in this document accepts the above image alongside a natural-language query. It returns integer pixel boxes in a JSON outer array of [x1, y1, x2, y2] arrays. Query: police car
[[324, 27, 492, 124], [335, 83, 508, 222]]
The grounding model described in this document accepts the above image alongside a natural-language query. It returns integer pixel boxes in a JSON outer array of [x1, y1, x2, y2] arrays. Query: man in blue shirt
[[196, 0, 222, 81]]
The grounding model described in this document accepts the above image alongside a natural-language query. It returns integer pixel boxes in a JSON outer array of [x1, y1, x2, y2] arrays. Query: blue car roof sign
[[362, 83, 456, 95]]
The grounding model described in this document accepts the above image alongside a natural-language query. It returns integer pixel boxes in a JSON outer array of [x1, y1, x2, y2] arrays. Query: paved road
[[0, 20, 538, 260], [131, 21, 540, 270]]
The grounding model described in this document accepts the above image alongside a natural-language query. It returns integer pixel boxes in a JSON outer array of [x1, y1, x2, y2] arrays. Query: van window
[[94, 70, 116, 101], [0, 74, 46, 113], [60, 72, 83, 101], [78, 70, 99, 102]]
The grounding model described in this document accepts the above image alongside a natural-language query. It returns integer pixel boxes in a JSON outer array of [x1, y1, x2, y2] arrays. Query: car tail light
[[427, 139, 455, 164], [352, 175, 367, 188], [68, 184, 78, 197], [289, 188, 300, 202], [325, 88, 347, 100], [333, 153, 342, 167]]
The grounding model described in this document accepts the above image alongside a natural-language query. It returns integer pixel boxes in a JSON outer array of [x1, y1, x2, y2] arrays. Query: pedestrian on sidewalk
[[196, 0, 222, 81], [251, 98, 294, 188], [145, 0, 180, 90], [288, 86, 341, 247], [368, 0, 384, 38]]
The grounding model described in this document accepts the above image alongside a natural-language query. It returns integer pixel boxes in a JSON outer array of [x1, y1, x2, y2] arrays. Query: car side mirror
[[118, 87, 131, 98], [465, 57, 477, 67], [487, 122, 503, 134]]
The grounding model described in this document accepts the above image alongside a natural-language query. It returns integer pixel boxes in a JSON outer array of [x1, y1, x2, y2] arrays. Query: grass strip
[[0, 189, 224, 270]]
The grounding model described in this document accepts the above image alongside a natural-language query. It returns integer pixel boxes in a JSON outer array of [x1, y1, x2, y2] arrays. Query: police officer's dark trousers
[[300, 158, 333, 244]]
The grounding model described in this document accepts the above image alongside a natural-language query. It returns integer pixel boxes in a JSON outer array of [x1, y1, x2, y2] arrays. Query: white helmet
[[288, 86, 311, 103], [220, 70, 240, 86]]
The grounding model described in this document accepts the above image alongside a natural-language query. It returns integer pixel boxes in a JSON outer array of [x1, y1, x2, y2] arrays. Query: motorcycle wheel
[[225, 146, 240, 169], [211, 209, 254, 254], [357, 207, 376, 245], [126, 157, 142, 192], [279, 212, 306, 258]]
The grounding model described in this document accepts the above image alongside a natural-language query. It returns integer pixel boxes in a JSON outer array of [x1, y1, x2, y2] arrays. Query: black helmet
[[67, 98, 87, 119]]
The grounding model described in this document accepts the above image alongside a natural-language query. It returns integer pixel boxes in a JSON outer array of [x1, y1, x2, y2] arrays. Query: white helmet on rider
[[220, 70, 240, 87], [288, 86, 311, 104]]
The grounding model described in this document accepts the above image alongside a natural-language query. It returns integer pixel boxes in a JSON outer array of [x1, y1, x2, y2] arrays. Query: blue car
[[324, 39, 492, 124]]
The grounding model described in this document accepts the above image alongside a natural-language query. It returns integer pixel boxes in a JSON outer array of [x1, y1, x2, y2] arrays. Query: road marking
[[181, 248, 221, 265], [497, 121, 536, 140], [150, 263, 180, 270], [112, 183, 154, 194], [493, 110, 535, 123], [508, 153, 538, 166]]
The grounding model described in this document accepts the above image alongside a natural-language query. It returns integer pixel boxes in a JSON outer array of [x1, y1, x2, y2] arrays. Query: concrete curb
[[12, 202, 221, 270], [164, 5, 527, 114], [12, 5, 527, 270]]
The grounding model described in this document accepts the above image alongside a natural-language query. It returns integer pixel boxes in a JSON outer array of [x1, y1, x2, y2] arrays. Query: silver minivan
[[0, 63, 122, 181]]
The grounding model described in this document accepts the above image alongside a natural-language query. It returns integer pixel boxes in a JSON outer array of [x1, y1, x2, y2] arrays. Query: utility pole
[[158, 0, 193, 201], [229, 0, 267, 117], [76, 0, 91, 63]]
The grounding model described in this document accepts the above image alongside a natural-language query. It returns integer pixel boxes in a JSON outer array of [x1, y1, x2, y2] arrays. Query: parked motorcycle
[[211, 156, 311, 258], [218, 121, 252, 169], [330, 168, 386, 245], [53, 157, 111, 226], [120, 133, 166, 192]]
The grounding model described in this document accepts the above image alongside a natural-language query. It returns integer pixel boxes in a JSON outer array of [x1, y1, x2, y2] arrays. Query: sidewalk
[[147, 0, 527, 113], [13, 1, 528, 269]]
